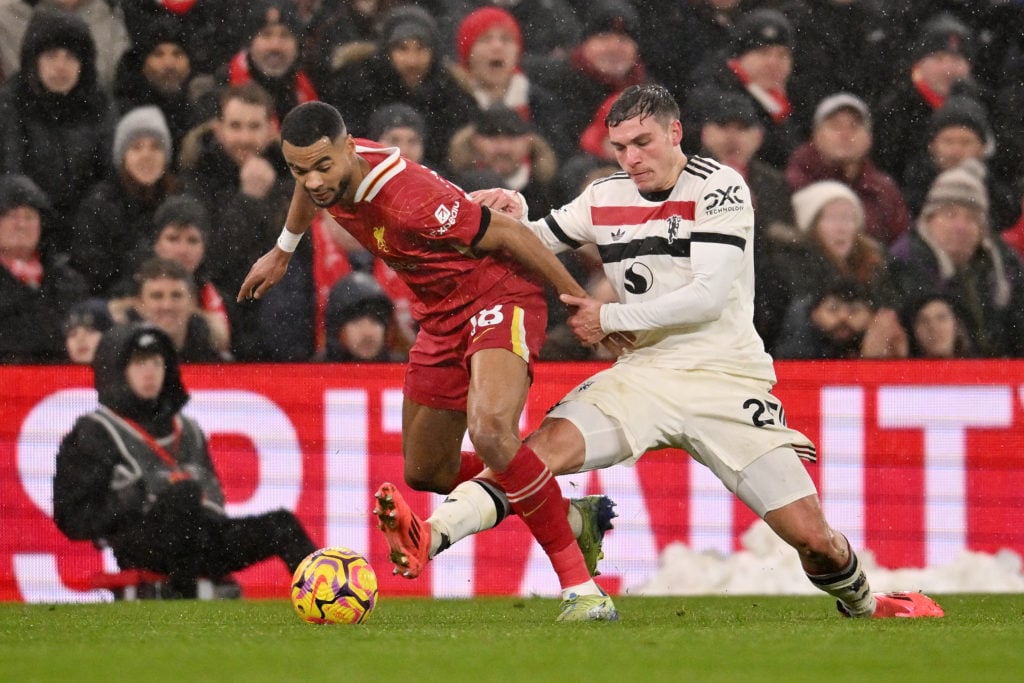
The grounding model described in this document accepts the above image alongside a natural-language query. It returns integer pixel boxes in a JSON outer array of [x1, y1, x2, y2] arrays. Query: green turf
[[1, 594, 1022, 682]]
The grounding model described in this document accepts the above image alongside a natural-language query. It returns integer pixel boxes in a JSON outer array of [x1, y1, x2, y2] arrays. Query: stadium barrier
[[2, 361, 1023, 602]]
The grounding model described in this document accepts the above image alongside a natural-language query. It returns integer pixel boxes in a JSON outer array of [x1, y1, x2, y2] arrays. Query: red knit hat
[[456, 6, 522, 67]]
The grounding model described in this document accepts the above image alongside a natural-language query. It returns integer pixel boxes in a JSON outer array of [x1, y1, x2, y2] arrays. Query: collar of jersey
[[352, 145, 406, 203], [639, 186, 674, 203]]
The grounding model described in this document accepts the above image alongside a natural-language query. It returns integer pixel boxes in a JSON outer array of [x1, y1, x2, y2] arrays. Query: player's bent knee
[[403, 467, 453, 494]]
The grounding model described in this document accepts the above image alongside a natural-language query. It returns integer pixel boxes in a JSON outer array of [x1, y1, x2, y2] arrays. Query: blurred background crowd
[[2, 0, 1024, 366]]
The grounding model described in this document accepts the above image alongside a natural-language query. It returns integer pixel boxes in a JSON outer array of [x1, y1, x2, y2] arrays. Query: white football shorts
[[547, 365, 818, 517]]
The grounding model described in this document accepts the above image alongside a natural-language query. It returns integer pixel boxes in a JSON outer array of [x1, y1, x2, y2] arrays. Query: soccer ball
[[291, 547, 379, 624]]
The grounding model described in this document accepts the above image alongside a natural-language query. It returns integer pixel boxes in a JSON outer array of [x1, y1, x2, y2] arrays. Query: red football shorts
[[404, 291, 547, 411]]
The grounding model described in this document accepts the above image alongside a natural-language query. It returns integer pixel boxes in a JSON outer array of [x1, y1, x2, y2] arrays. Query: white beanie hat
[[790, 180, 865, 233], [112, 106, 172, 167], [920, 158, 989, 224]]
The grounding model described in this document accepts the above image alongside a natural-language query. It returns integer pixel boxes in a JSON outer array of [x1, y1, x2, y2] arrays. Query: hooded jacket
[[0, 7, 115, 254], [324, 271, 398, 362], [53, 323, 225, 543]]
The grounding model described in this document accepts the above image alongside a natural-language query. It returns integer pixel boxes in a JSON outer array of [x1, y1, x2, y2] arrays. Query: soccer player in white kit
[[387, 85, 944, 619]]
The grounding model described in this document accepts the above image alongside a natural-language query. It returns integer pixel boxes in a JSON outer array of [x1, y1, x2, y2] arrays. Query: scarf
[[728, 59, 791, 123], [2, 253, 43, 288], [911, 65, 945, 110]]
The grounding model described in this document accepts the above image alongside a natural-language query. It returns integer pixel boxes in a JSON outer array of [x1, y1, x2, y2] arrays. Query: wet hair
[[605, 84, 680, 128], [281, 101, 347, 147]]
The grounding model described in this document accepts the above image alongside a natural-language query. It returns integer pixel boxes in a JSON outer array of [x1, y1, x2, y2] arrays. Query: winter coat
[[785, 141, 911, 246], [778, 0, 893, 131], [526, 47, 648, 151], [328, 48, 476, 170], [177, 124, 314, 361], [0, 8, 116, 255], [0, 251, 87, 363], [52, 323, 225, 546], [885, 228, 1024, 357], [685, 57, 802, 169], [447, 121, 561, 217], [71, 175, 179, 297]]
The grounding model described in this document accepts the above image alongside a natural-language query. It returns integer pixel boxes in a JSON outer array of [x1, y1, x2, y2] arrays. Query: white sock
[[426, 480, 507, 557], [561, 579, 603, 600], [567, 502, 583, 537]]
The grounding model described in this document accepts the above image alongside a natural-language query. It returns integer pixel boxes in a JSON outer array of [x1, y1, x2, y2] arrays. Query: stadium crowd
[[2, 0, 1023, 365]]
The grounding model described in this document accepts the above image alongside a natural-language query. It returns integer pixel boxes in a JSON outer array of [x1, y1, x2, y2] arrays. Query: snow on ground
[[629, 520, 1024, 596]]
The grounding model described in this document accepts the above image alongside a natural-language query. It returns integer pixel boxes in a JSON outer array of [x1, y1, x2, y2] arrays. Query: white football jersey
[[527, 155, 776, 382]]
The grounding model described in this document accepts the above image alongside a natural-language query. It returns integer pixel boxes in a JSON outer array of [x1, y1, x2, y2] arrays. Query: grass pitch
[[2, 594, 1022, 682]]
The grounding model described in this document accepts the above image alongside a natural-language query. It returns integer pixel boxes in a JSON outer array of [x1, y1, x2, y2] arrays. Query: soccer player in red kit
[[237, 102, 616, 621]]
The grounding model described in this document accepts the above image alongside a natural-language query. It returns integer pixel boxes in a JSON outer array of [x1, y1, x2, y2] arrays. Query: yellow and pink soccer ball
[[290, 547, 379, 624]]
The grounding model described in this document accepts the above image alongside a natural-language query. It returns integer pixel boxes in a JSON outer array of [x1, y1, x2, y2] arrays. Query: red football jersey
[[326, 141, 542, 335]]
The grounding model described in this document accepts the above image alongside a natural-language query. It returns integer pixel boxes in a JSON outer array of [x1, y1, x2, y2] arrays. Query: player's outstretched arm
[[236, 185, 318, 302], [477, 210, 586, 299]]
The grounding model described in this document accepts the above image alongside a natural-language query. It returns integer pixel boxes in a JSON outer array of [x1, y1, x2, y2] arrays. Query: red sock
[[451, 451, 486, 491], [492, 444, 589, 590]]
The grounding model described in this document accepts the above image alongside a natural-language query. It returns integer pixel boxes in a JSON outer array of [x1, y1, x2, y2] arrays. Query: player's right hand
[[236, 248, 291, 302]]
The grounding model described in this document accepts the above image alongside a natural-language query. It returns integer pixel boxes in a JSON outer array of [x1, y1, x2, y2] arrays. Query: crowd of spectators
[[1, 0, 1023, 365]]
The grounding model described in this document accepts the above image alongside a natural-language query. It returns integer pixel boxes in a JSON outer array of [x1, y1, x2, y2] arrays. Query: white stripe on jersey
[[527, 156, 776, 382]]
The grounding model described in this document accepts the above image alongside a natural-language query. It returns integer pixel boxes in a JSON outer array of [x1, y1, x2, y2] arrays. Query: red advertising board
[[2, 361, 1023, 602]]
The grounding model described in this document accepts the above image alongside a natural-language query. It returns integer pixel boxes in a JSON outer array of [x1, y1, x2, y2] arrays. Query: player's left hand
[[236, 247, 291, 302], [469, 188, 525, 219], [561, 293, 607, 346]]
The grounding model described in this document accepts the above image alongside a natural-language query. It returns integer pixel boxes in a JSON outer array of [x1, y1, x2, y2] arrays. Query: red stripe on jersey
[[590, 201, 695, 226]]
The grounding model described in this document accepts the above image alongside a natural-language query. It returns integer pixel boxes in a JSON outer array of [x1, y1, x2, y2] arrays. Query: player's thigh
[[534, 401, 631, 474], [731, 446, 819, 519], [467, 347, 530, 431]]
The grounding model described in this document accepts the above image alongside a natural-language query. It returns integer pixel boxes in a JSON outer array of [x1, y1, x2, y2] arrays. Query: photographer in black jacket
[[53, 322, 316, 598]]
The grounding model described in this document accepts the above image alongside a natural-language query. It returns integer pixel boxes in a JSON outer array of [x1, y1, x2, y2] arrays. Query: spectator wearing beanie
[[134, 194, 234, 356], [112, 15, 199, 159], [219, 0, 318, 125], [785, 92, 911, 246], [699, 91, 793, 249], [71, 106, 180, 297], [0, 0, 130, 91], [368, 102, 429, 165], [686, 8, 801, 169], [27, 0, 132, 92], [0, 173, 88, 364], [498, 0, 582, 62], [901, 95, 1019, 232], [120, 0, 244, 78], [0, 7, 117, 257], [452, 6, 572, 162], [525, 0, 647, 147], [64, 297, 115, 365], [322, 271, 404, 363], [762, 180, 888, 356], [326, 4, 475, 169], [874, 12, 989, 180], [885, 160, 1024, 357]]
